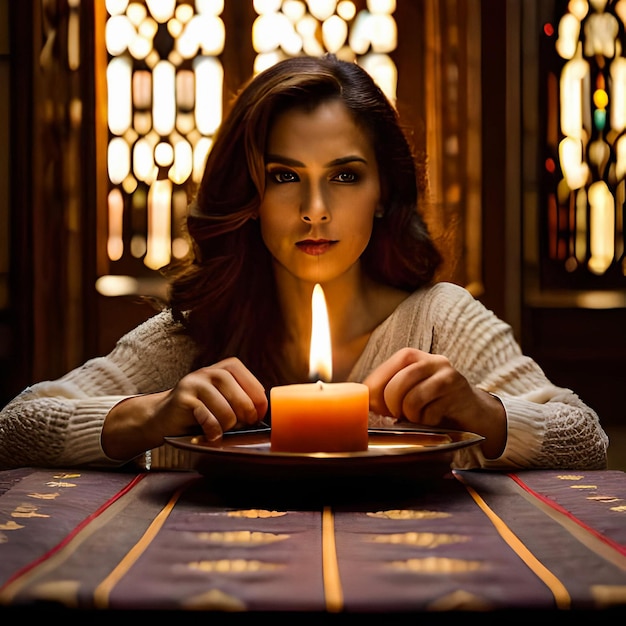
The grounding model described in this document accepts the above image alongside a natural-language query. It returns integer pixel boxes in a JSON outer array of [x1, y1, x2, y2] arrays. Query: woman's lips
[[296, 239, 337, 256]]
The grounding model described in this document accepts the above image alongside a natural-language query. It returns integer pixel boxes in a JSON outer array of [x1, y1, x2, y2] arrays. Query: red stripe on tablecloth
[[0, 473, 147, 591], [507, 472, 626, 557]]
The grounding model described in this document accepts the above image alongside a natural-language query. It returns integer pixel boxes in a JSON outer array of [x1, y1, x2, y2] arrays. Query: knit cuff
[[65, 397, 131, 467], [479, 395, 546, 469]]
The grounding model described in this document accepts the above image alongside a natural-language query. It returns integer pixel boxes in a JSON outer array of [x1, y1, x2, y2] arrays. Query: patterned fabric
[[1, 467, 624, 612]]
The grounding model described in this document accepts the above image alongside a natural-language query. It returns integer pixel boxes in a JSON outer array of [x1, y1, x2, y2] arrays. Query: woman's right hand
[[101, 357, 268, 461]]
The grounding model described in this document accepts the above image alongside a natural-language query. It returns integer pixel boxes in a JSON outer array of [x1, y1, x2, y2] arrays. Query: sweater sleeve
[[425, 283, 608, 470], [353, 282, 609, 470], [0, 310, 196, 469]]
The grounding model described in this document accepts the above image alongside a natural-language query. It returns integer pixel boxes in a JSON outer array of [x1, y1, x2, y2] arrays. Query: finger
[[194, 374, 246, 430], [400, 365, 459, 425], [193, 404, 223, 441], [210, 359, 268, 422], [383, 361, 430, 418], [197, 365, 267, 428], [364, 348, 431, 413], [401, 387, 441, 425]]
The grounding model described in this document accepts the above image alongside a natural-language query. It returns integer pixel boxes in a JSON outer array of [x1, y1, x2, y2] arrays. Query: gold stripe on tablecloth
[[455, 472, 572, 609], [93, 482, 187, 608], [322, 506, 343, 612]]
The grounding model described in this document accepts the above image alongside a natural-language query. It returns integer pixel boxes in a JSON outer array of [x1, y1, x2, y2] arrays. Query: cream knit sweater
[[0, 282, 609, 470]]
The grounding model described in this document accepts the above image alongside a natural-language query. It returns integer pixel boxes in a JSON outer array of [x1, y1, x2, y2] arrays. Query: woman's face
[[258, 99, 380, 286]]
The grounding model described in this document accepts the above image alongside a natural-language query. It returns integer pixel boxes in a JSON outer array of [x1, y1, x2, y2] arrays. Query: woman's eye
[[268, 169, 299, 184], [333, 171, 358, 183]]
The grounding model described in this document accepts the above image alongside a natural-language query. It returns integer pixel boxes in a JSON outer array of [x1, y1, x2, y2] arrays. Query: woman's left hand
[[363, 347, 506, 458]]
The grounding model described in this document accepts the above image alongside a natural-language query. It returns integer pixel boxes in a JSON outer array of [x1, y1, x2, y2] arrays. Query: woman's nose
[[301, 184, 330, 223]]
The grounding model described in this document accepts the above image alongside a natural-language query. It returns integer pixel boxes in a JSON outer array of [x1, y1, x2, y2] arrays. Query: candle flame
[[309, 284, 332, 382]]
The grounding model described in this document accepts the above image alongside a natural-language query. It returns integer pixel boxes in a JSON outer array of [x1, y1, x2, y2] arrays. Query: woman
[[0, 55, 608, 471]]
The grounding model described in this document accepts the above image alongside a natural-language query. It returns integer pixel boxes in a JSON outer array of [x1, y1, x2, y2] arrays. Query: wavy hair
[[166, 54, 442, 387]]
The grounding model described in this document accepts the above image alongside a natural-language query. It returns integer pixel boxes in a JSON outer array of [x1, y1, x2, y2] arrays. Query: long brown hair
[[166, 55, 442, 388]]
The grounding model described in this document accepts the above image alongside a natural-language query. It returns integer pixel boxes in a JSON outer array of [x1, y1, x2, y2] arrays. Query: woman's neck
[[275, 271, 409, 381]]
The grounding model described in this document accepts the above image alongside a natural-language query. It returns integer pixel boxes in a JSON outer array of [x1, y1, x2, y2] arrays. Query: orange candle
[[270, 381, 368, 452], [270, 284, 369, 453]]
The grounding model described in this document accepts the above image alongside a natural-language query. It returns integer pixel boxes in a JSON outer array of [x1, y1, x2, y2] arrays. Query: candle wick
[[316, 380, 324, 390], [309, 372, 330, 385]]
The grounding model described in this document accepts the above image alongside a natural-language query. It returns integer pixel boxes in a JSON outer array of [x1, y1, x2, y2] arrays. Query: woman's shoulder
[[397, 281, 478, 312], [386, 281, 492, 337], [115, 308, 193, 349]]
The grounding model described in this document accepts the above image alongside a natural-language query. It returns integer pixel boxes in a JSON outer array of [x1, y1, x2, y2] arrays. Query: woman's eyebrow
[[265, 154, 367, 167], [326, 155, 367, 167], [265, 154, 304, 167]]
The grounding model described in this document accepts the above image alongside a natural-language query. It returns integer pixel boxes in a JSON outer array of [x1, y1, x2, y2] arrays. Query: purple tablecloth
[[0, 467, 625, 612]]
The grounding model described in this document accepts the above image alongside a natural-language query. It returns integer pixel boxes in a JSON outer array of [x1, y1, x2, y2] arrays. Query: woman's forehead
[[267, 100, 371, 152]]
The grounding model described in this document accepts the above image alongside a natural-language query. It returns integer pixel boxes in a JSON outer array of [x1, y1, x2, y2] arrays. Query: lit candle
[[270, 284, 369, 453]]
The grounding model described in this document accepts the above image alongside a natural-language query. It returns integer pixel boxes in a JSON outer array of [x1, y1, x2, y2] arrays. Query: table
[[1, 464, 625, 618]]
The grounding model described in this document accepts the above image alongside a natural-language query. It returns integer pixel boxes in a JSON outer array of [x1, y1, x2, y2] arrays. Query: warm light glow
[[198, 14, 226, 55], [282, 0, 306, 21], [146, 0, 176, 23], [128, 32, 153, 60], [588, 181, 615, 275], [559, 137, 589, 190], [132, 70, 152, 109], [126, 2, 147, 25], [96, 274, 138, 296], [584, 8, 619, 57], [68, 5, 80, 70], [617, 179, 626, 261], [105, 15, 134, 56], [309, 284, 332, 382], [145, 178, 172, 270], [575, 189, 587, 262], [551, 1, 626, 280], [194, 57, 223, 134], [193, 137, 212, 183], [133, 111, 151, 135], [617, 135, 626, 180], [133, 137, 156, 182], [176, 69, 195, 110], [556, 13, 580, 59], [308, 0, 337, 22], [170, 139, 193, 184], [368, 0, 396, 14], [106, 0, 130, 17], [368, 13, 397, 53], [322, 15, 348, 53], [337, 1, 356, 21], [567, 0, 588, 22], [138, 16, 158, 39], [560, 48, 589, 138], [107, 57, 132, 135], [175, 3, 194, 22], [360, 52, 397, 104], [254, 0, 280, 14], [252, 12, 288, 53], [152, 61, 176, 136], [154, 142, 174, 167], [196, 0, 225, 16], [348, 10, 371, 54], [610, 52, 626, 132], [107, 188, 125, 261], [251, 0, 397, 100], [108, 137, 131, 184]]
